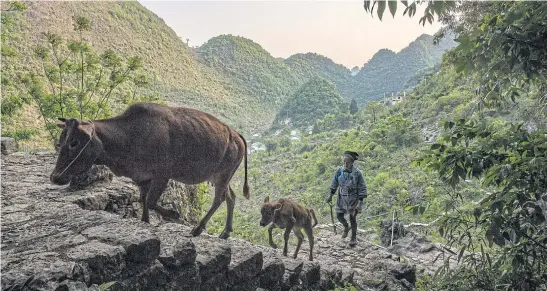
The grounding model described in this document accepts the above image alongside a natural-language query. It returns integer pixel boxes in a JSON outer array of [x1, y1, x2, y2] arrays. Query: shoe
[[342, 225, 350, 238]]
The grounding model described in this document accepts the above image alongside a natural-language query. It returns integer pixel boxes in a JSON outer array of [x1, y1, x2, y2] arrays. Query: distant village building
[[382, 91, 406, 105]]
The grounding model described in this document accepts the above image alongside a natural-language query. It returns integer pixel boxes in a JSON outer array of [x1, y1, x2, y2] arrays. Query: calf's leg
[[268, 223, 278, 249], [283, 224, 293, 257], [292, 228, 304, 259]]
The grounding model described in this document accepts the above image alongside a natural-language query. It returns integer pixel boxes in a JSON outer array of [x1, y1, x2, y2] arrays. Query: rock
[[299, 261, 321, 288], [195, 240, 231, 290], [65, 241, 126, 284], [110, 260, 169, 291], [1, 137, 18, 155], [81, 223, 160, 264], [259, 255, 285, 291], [155, 223, 197, 269], [55, 280, 93, 291], [70, 165, 113, 188], [163, 264, 201, 291], [280, 259, 304, 290], [341, 267, 355, 283], [380, 219, 406, 247], [227, 244, 263, 290]]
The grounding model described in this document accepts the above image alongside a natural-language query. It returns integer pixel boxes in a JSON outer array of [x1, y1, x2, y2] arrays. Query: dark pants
[[337, 212, 357, 240]]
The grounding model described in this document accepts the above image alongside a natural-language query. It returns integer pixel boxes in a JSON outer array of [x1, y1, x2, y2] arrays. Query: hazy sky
[[139, 1, 443, 69]]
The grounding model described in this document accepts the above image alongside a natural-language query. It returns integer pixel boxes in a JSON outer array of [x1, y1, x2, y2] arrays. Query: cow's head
[[260, 196, 282, 227], [50, 118, 102, 185]]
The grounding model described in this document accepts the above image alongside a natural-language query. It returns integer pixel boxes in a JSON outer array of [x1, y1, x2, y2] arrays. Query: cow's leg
[[191, 184, 227, 237], [146, 178, 180, 221], [292, 227, 304, 259], [219, 186, 236, 239], [139, 181, 151, 223], [304, 224, 315, 261]]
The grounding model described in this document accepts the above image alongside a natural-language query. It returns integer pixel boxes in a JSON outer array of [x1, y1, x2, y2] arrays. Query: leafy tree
[[273, 76, 348, 129], [22, 15, 157, 140], [350, 98, 359, 115], [362, 100, 386, 126]]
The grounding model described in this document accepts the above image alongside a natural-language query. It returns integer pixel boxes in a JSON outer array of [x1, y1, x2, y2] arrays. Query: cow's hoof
[[191, 226, 204, 236], [219, 232, 230, 240]]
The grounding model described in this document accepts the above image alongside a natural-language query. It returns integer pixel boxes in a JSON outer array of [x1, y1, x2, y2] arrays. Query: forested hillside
[[272, 77, 349, 130], [1, 0, 455, 150], [283, 52, 357, 100], [352, 34, 457, 105]]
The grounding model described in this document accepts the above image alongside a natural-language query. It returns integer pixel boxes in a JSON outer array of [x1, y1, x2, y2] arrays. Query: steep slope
[[284, 53, 357, 101], [196, 34, 300, 107], [14, 1, 221, 95], [4, 1, 272, 135], [353, 34, 457, 105], [273, 77, 348, 129]]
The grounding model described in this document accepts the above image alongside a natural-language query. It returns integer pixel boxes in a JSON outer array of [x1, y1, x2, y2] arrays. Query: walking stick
[[328, 201, 337, 235]]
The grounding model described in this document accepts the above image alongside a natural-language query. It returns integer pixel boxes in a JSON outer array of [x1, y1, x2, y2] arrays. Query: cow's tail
[[239, 133, 250, 199], [309, 208, 318, 228]]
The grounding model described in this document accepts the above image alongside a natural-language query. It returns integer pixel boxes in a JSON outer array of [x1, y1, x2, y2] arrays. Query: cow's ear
[[264, 196, 269, 203], [58, 117, 67, 122], [56, 123, 66, 128], [77, 121, 94, 137]]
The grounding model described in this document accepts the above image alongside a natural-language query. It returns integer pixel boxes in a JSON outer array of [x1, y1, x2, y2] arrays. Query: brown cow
[[50, 102, 249, 239], [260, 197, 318, 261]]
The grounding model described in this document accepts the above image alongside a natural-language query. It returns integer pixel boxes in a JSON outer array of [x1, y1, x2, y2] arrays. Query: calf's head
[[50, 118, 102, 185], [260, 196, 281, 227]]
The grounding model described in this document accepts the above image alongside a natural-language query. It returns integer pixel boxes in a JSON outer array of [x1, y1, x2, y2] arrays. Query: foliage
[[350, 99, 359, 115], [415, 119, 547, 289], [19, 16, 159, 141], [446, 1, 547, 108], [284, 52, 357, 100], [363, 1, 547, 289], [352, 35, 456, 105], [197, 34, 299, 106], [1, 1, 28, 120], [273, 77, 349, 129]]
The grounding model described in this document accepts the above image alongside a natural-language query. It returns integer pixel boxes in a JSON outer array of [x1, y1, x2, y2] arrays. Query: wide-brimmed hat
[[344, 151, 359, 160]]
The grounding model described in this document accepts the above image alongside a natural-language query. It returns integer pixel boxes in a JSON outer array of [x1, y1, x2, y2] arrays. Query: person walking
[[326, 151, 367, 247]]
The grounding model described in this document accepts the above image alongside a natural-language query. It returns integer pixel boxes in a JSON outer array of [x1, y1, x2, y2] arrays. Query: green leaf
[[401, 0, 408, 7], [377, 0, 386, 21], [99, 281, 116, 291], [457, 246, 466, 263], [364, 0, 372, 12], [419, 205, 426, 214], [388, 0, 397, 18], [432, 1, 444, 16], [486, 228, 493, 247]]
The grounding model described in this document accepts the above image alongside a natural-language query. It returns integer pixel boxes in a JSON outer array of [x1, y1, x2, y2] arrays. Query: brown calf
[[50, 102, 249, 239], [260, 197, 318, 261]]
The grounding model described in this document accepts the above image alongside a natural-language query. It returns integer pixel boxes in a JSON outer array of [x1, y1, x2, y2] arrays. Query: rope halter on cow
[[57, 120, 96, 179]]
